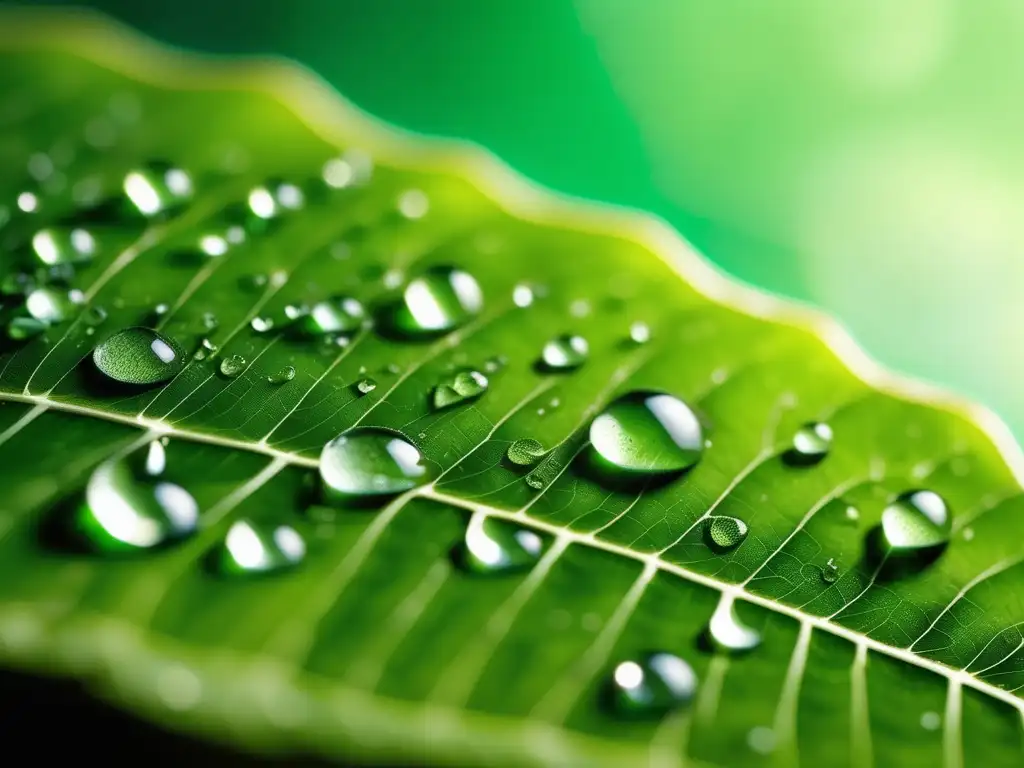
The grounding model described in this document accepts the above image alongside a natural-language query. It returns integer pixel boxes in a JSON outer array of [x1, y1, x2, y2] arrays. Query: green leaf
[[2, 11, 1024, 767]]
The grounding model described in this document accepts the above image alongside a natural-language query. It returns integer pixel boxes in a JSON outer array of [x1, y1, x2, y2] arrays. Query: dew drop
[[92, 327, 185, 386], [17, 191, 39, 213], [397, 189, 429, 219], [821, 558, 839, 584], [200, 312, 219, 331], [704, 516, 749, 553], [193, 338, 218, 361], [880, 489, 951, 555], [540, 334, 588, 371], [456, 514, 544, 574], [512, 283, 535, 308], [629, 321, 651, 344], [267, 365, 295, 385], [217, 519, 305, 575], [25, 287, 79, 325], [319, 427, 427, 500], [432, 369, 488, 410], [705, 597, 761, 653], [75, 442, 198, 552], [589, 390, 704, 476], [607, 652, 697, 718], [123, 162, 193, 217], [507, 438, 546, 467], [32, 227, 96, 266], [219, 354, 247, 379], [355, 377, 377, 395], [920, 711, 942, 731], [250, 316, 274, 333], [483, 355, 506, 374], [298, 296, 365, 336], [392, 266, 483, 336], [784, 422, 833, 467], [247, 180, 304, 220], [83, 305, 108, 326]]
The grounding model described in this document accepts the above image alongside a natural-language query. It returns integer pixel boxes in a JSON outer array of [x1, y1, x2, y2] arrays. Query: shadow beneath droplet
[[36, 494, 91, 555], [577, 446, 688, 494], [863, 524, 945, 582], [781, 449, 826, 469], [165, 248, 209, 269]]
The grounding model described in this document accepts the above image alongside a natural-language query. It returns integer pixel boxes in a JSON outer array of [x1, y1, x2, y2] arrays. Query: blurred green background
[[9, 0, 1024, 443]]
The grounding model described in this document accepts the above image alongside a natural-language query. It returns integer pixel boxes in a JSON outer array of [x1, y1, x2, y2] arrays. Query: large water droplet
[[267, 365, 295, 385], [216, 519, 305, 575], [432, 369, 488, 410], [507, 438, 546, 467], [392, 266, 483, 336], [297, 296, 365, 336], [589, 391, 704, 476], [123, 162, 193, 217], [355, 377, 377, 395], [456, 515, 544, 574], [784, 422, 833, 467], [705, 598, 761, 653], [219, 354, 247, 378], [75, 442, 199, 552], [319, 427, 427, 500], [704, 515, 748, 553], [32, 227, 96, 265], [821, 558, 839, 584], [540, 334, 588, 371], [880, 490, 951, 555], [607, 652, 697, 718], [92, 327, 185, 386]]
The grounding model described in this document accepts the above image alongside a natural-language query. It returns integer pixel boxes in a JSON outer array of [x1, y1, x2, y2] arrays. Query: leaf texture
[[1, 10, 1024, 768]]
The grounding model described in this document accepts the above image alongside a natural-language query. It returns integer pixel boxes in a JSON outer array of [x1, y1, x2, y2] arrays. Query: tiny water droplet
[[569, 299, 591, 318], [705, 516, 748, 553], [83, 305, 108, 326], [483, 355, 506, 374], [219, 354, 247, 378], [200, 312, 219, 331], [240, 273, 268, 292], [507, 438, 546, 467], [822, 558, 839, 584], [706, 598, 761, 653], [392, 266, 483, 336], [747, 727, 777, 755], [298, 296, 365, 336], [880, 489, 951, 555], [629, 321, 651, 344], [267, 365, 295, 385], [123, 162, 192, 217], [355, 377, 377, 395], [845, 505, 860, 523], [247, 180, 304, 220], [540, 334, 588, 371], [397, 189, 429, 219], [217, 519, 305, 575], [92, 327, 185, 385], [250, 316, 274, 333], [784, 422, 833, 466], [512, 283, 535, 307], [199, 234, 229, 257], [920, 711, 941, 731], [75, 442, 198, 552], [590, 390, 704, 476], [153, 303, 169, 317], [432, 369, 488, 410], [32, 227, 95, 265], [193, 337, 218, 361], [17, 191, 39, 213], [456, 515, 544, 574], [607, 653, 697, 718], [319, 427, 427, 500], [25, 287, 78, 325]]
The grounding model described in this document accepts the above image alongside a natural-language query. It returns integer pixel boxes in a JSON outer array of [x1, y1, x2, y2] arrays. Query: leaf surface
[[1, 11, 1024, 768]]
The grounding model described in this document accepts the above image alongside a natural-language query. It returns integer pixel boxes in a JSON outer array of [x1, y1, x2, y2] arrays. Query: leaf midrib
[[2, 389, 1021, 718]]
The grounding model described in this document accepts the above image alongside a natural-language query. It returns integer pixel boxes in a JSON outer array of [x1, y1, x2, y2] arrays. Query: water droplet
[[355, 377, 377, 395], [25, 287, 79, 325], [392, 266, 483, 336], [83, 306, 108, 326], [540, 334, 588, 371], [569, 299, 591, 318], [240, 273, 268, 292], [704, 516, 749, 553], [920, 711, 941, 731], [822, 558, 839, 584], [589, 390, 704, 476], [629, 321, 651, 344], [507, 438, 546, 467], [483, 355, 506, 374], [199, 234, 229, 257], [880, 490, 951, 555], [512, 283, 535, 307], [247, 180, 304, 220], [267, 365, 295, 385], [432, 369, 488, 410], [397, 189, 429, 219], [845, 505, 860, 523], [784, 422, 833, 467], [607, 653, 697, 718], [706, 597, 761, 653], [456, 515, 544, 574], [747, 727, 776, 755], [217, 519, 305, 575], [7, 317, 46, 340], [123, 162, 193, 217], [250, 316, 274, 333], [219, 355, 247, 379], [297, 296, 365, 336], [32, 227, 96, 265], [319, 427, 427, 500], [75, 442, 198, 552], [92, 327, 185, 385], [200, 312, 219, 331], [193, 338, 218, 361], [17, 191, 39, 213]]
